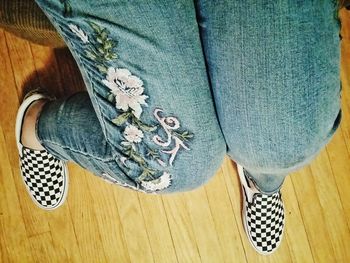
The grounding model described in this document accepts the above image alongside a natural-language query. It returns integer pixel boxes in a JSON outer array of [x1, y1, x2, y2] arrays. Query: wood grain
[[1, 8, 350, 263]]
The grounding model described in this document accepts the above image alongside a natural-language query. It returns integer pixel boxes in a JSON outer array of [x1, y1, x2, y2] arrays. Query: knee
[[228, 110, 342, 175], [107, 122, 227, 194], [159, 135, 227, 194]]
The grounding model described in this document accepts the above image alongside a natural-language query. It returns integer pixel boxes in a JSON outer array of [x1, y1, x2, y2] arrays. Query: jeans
[[34, 0, 342, 194]]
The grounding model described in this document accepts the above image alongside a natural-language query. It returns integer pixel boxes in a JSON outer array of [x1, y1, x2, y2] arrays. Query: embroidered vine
[[84, 22, 118, 74], [59, 0, 72, 17], [68, 24, 88, 43], [67, 20, 194, 192]]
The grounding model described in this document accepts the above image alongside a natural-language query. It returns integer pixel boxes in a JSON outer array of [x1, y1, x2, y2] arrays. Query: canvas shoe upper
[[237, 164, 285, 255], [15, 91, 68, 210]]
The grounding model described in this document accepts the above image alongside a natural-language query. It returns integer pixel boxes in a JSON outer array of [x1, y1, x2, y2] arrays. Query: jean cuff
[[245, 169, 286, 195]]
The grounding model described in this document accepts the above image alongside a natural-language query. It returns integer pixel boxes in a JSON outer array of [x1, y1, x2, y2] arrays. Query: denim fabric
[[195, 0, 342, 192], [35, 0, 342, 194], [35, 0, 227, 193]]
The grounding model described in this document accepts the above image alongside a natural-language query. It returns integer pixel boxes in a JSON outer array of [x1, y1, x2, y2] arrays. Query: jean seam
[[40, 10, 109, 147], [41, 139, 116, 162]]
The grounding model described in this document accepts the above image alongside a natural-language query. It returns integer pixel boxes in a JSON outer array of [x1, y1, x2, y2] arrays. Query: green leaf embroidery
[[112, 112, 131, 126], [107, 93, 115, 103], [130, 152, 146, 166], [173, 130, 194, 141], [97, 47, 105, 54], [146, 147, 160, 159], [140, 123, 157, 132], [69, 20, 193, 191], [100, 29, 109, 40], [85, 50, 97, 60], [137, 166, 156, 182], [88, 21, 102, 34], [60, 0, 72, 17], [96, 64, 108, 74], [130, 114, 157, 132], [103, 40, 113, 50], [85, 21, 118, 66]]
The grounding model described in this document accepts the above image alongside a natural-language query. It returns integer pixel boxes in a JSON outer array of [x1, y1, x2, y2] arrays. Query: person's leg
[[195, 0, 342, 254], [196, 0, 341, 193], [31, 0, 226, 193], [21, 99, 47, 150]]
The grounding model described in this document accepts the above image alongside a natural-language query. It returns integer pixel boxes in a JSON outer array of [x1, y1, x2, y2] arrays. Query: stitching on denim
[[66, 21, 194, 192], [63, 37, 109, 141], [42, 14, 109, 143], [41, 139, 115, 162], [50, 15, 195, 192]]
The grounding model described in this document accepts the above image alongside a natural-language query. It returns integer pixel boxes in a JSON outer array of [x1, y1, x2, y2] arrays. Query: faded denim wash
[[34, 0, 342, 194]]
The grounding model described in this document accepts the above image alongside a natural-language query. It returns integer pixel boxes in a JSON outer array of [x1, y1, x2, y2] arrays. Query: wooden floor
[[1, 9, 350, 263]]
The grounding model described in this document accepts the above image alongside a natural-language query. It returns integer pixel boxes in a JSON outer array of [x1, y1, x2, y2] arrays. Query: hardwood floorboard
[[326, 129, 350, 228], [204, 169, 247, 263], [4, 32, 39, 100], [291, 167, 336, 263], [0, 126, 34, 263], [162, 195, 202, 263], [30, 43, 65, 98], [138, 193, 178, 263], [282, 177, 314, 263], [310, 149, 350, 261], [85, 175, 131, 263], [28, 231, 66, 263], [1, 8, 350, 262], [112, 187, 155, 263], [183, 187, 225, 263], [67, 166, 108, 263]]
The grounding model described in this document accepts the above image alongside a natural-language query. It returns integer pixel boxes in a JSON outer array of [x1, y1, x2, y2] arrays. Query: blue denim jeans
[[34, 0, 342, 194]]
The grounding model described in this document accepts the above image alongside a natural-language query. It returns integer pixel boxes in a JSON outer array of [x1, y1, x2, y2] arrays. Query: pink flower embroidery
[[102, 67, 148, 119], [123, 124, 144, 143]]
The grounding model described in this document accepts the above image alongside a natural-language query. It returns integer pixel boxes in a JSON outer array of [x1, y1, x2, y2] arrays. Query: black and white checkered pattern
[[243, 188, 284, 254], [238, 165, 285, 255], [20, 147, 67, 209]]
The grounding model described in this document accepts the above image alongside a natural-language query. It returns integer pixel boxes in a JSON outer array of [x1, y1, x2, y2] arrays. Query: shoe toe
[[244, 191, 285, 254], [20, 147, 68, 210]]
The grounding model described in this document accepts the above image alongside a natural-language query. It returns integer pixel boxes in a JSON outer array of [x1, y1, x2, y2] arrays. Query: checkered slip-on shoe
[[15, 91, 68, 210], [237, 164, 285, 255]]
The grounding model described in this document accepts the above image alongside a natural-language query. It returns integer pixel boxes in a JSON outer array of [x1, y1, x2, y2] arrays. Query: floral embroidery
[[123, 124, 144, 143], [102, 67, 148, 119], [84, 22, 118, 74], [65, 21, 194, 192], [141, 172, 172, 192], [68, 24, 89, 43]]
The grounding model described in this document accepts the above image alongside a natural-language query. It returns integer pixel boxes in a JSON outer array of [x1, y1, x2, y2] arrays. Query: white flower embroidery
[[102, 67, 148, 119], [119, 156, 128, 166], [102, 173, 149, 193], [68, 24, 89, 43], [141, 172, 172, 191], [123, 124, 144, 143], [152, 109, 190, 166]]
